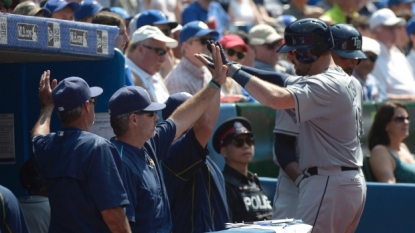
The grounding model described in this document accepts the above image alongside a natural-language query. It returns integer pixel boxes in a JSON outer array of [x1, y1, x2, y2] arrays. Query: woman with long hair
[[368, 101, 415, 183]]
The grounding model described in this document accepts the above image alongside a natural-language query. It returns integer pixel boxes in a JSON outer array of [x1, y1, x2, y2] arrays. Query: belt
[[306, 166, 359, 176]]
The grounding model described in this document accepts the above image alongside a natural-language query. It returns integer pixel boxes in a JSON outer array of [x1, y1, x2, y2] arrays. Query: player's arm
[[31, 70, 57, 138], [274, 133, 302, 182], [240, 65, 288, 87], [101, 206, 131, 233], [169, 45, 227, 140]]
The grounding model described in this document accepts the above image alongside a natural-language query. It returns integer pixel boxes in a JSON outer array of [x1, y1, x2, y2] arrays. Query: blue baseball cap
[[52, 77, 103, 113], [44, 0, 80, 14], [108, 86, 165, 116], [162, 92, 192, 120], [180, 21, 219, 44], [136, 9, 178, 29], [388, 0, 414, 7], [407, 17, 415, 35], [74, 0, 104, 21], [110, 6, 132, 20]]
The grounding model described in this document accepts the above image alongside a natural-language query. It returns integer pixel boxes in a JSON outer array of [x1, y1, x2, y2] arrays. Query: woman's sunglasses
[[226, 49, 245, 60], [393, 115, 410, 123]]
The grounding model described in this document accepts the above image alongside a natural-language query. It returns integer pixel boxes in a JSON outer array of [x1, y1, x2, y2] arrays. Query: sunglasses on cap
[[393, 115, 410, 123], [264, 40, 284, 50], [142, 45, 167, 56], [226, 48, 245, 60], [227, 137, 255, 148], [130, 110, 156, 117]]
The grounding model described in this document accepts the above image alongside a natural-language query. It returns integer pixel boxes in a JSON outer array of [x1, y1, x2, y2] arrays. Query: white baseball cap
[[131, 25, 178, 48], [362, 36, 381, 55], [248, 24, 283, 45], [369, 8, 406, 30]]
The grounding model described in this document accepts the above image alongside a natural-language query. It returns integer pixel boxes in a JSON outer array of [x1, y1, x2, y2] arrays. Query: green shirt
[[321, 4, 359, 24]]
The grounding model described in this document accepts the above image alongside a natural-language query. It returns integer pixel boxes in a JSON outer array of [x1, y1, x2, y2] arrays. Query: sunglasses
[[264, 40, 283, 50], [367, 55, 377, 62], [89, 97, 97, 105], [142, 45, 167, 56], [160, 29, 171, 37], [226, 49, 245, 59], [131, 110, 156, 117], [194, 38, 212, 45], [393, 115, 410, 123], [229, 137, 255, 148]]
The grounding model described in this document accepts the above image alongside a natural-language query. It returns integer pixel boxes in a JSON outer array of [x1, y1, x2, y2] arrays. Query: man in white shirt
[[370, 8, 415, 101], [125, 25, 178, 103]]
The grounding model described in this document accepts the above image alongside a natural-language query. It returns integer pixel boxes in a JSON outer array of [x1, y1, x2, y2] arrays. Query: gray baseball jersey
[[285, 66, 363, 170]]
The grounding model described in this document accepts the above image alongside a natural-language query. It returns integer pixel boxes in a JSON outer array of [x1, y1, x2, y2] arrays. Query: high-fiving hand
[[39, 70, 58, 108], [195, 42, 228, 86]]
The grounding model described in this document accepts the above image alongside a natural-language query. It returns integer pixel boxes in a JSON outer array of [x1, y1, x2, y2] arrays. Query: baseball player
[[205, 18, 366, 232], [273, 23, 368, 219]]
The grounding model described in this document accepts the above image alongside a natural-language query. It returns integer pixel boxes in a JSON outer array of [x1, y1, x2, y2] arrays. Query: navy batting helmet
[[277, 18, 334, 64], [330, 24, 367, 60]]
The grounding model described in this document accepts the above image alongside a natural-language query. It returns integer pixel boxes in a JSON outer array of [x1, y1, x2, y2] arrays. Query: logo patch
[[17, 23, 38, 42]]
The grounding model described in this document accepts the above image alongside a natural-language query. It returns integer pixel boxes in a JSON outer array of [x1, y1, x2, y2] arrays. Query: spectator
[[0, 0, 10, 13], [0, 185, 30, 233], [44, 0, 80, 21], [161, 92, 229, 232], [144, 0, 183, 23], [181, 0, 229, 38], [282, 0, 324, 19], [18, 156, 50, 233], [316, 0, 334, 11], [13, 1, 51, 17], [74, 0, 104, 23], [370, 8, 415, 101], [107, 59, 226, 232], [92, 11, 132, 86], [320, 0, 362, 24], [135, 9, 179, 78], [171, 24, 183, 59], [110, 7, 134, 36], [227, 0, 263, 31], [353, 36, 385, 102], [125, 25, 178, 102], [212, 117, 272, 222], [32, 71, 130, 232], [358, 0, 378, 18], [248, 24, 294, 74], [407, 17, 415, 78], [165, 21, 218, 95], [350, 15, 373, 38], [389, 0, 414, 14], [368, 102, 415, 183]]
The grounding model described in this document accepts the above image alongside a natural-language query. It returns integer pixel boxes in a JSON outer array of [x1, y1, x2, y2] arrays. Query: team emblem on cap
[[234, 121, 243, 131]]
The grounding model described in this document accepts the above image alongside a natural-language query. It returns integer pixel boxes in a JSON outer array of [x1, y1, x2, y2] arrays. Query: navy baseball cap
[[162, 92, 192, 120], [110, 6, 132, 20], [212, 117, 253, 153], [136, 9, 178, 29], [388, 0, 414, 7], [52, 77, 103, 113], [407, 17, 415, 36], [108, 86, 165, 116], [74, 0, 104, 21], [179, 21, 219, 44], [44, 0, 80, 13]]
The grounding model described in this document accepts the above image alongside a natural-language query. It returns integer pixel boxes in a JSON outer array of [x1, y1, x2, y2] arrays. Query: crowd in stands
[[2, 0, 415, 232]]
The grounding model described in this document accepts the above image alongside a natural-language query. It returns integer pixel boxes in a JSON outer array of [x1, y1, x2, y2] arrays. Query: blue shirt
[[125, 65, 134, 86], [0, 185, 30, 233], [32, 127, 129, 233], [182, 1, 229, 38], [162, 129, 229, 232], [111, 119, 176, 233]]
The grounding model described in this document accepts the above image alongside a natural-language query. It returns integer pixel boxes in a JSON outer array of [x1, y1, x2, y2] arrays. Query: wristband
[[209, 80, 221, 90], [231, 69, 251, 88]]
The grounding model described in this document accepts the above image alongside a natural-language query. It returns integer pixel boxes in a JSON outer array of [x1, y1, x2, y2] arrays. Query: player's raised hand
[[38, 70, 57, 108]]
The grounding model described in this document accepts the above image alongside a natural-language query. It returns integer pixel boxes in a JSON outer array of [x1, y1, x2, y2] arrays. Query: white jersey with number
[[285, 67, 363, 170]]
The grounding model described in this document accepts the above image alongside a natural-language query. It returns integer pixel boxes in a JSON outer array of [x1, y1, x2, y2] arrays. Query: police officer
[[213, 117, 272, 223]]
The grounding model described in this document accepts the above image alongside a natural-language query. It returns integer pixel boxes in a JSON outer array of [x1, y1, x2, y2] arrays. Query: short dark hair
[[92, 11, 124, 27], [57, 105, 83, 125], [368, 102, 408, 151], [350, 15, 370, 30], [110, 114, 130, 136]]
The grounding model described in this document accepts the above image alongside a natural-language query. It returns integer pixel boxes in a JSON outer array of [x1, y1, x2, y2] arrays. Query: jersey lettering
[[243, 195, 272, 211]]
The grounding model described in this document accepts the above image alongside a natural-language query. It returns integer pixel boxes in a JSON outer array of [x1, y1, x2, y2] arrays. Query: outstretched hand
[[196, 42, 227, 86], [206, 40, 231, 65], [38, 70, 58, 108]]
